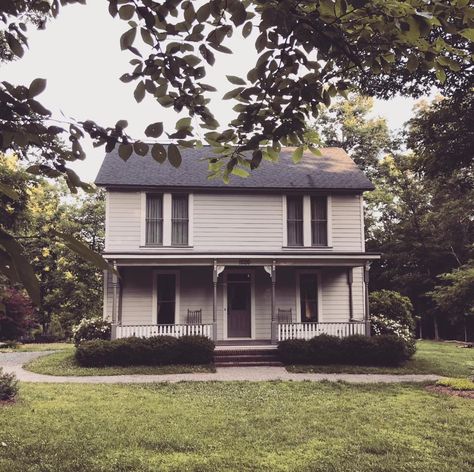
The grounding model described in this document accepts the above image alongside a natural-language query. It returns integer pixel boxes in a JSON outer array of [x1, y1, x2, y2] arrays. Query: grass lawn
[[287, 340, 474, 377], [0, 382, 473, 472], [24, 349, 215, 376], [0, 342, 73, 353]]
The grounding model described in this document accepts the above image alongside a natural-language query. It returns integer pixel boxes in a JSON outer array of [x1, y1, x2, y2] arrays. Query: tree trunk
[[433, 315, 439, 340]]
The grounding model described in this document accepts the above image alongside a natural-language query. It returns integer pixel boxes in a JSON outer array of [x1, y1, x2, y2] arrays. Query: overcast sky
[[2, 2, 428, 183]]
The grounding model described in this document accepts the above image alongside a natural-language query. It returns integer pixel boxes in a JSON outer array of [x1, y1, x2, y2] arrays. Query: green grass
[[0, 382, 473, 471], [0, 342, 73, 353], [287, 340, 474, 376], [24, 349, 215, 376], [437, 377, 474, 391]]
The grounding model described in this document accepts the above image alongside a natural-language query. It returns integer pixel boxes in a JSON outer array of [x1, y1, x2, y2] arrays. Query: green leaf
[[144, 122, 164, 138], [406, 55, 419, 73], [118, 4, 135, 20], [223, 87, 244, 100], [435, 67, 446, 84], [115, 119, 128, 130], [5, 32, 24, 58], [176, 117, 192, 130], [140, 28, 154, 46], [226, 75, 246, 85], [28, 78, 47, 98], [231, 167, 249, 178], [120, 28, 136, 50], [183, 54, 201, 67], [0, 183, 19, 200], [459, 28, 474, 41], [242, 21, 253, 38], [308, 146, 322, 156], [292, 146, 304, 164], [157, 95, 174, 107], [134, 81, 146, 103], [52, 230, 114, 273], [133, 141, 149, 156], [151, 143, 167, 163], [168, 144, 182, 167], [196, 3, 211, 22], [118, 143, 133, 161], [0, 228, 40, 305]]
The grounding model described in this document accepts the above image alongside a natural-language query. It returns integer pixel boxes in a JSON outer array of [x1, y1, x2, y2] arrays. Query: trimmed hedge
[[278, 334, 415, 366], [75, 335, 215, 367]]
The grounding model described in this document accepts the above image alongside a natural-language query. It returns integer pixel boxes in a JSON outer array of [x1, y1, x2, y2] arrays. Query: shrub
[[370, 290, 415, 332], [278, 334, 415, 366], [277, 339, 310, 364], [0, 368, 18, 401], [371, 315, 414, 342], [307, 334, 341, 364], [75, 335, 214, 367], [72, 317, 111, 346], [0, 288, 37, 341], [176, 335, 215, 364]]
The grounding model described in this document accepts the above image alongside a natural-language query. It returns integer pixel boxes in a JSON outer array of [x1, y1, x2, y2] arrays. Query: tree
[[0, 287, 37, 340], [1, 0, 473, 301], [314, 94, 392, 177]]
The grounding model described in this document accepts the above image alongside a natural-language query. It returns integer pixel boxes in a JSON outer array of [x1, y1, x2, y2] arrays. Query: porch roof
[[104, 251, 380, 267]]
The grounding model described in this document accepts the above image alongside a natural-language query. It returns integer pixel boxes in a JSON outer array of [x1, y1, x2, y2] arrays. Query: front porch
[[105, 254, 377, 345]]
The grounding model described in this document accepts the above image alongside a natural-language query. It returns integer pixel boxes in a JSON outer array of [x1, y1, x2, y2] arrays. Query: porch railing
[[115, 324, 213, 339], [278, 321, 366, 341]]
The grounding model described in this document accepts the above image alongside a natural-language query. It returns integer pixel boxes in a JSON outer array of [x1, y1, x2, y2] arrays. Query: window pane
[[172, 194, 189, 245], [146, 194, 163, 245], [287, 196, 303, 246], [157, 274, 175, 324], [311, 196, 328, 246], [300, 274, 318, 322]]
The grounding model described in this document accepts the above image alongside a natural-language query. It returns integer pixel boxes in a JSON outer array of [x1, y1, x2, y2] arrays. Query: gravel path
[[1, 351, 441, 384]]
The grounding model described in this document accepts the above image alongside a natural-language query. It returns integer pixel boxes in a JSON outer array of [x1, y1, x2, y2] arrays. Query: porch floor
[[215, 340, 276, 351]]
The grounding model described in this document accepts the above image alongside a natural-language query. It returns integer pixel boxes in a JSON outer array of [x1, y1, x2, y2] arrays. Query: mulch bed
[[426, 385, 474, 399], [0, 399, 16, 406]]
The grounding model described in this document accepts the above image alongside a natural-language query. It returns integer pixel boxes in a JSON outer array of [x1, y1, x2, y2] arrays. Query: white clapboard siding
[[331, 194, 364, 251], [193, 193, 283, 250]]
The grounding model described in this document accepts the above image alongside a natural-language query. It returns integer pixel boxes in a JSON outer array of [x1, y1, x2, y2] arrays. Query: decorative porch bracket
[[266, 261, 278, 344], [364, 262, 371, 336]]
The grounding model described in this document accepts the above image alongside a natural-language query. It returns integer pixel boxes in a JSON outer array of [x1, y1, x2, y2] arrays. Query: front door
[[227, 273, 252, 338]]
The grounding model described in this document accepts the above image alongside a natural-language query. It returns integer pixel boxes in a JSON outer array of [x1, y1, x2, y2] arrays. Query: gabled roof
[[95, 146, 374, 191]]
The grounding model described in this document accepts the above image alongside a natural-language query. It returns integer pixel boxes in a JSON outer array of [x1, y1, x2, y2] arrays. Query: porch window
[[311, 196, 328, 246], [146, 194, 163, 245], [287, 196, 303, 246], [172, 194, 189, 245], [156, 273, 176, 324], [300, 274, 318, 322]]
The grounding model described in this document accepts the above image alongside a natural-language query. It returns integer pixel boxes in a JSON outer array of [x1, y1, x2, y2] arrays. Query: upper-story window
[[171, 194, 189, 246], [311, 196, 328, 246], [146, 194, 163, 245], [287, 196, 304, 246]]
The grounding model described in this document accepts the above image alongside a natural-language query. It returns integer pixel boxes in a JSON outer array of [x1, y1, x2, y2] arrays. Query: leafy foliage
[[72, 317, 112, 347], [370, 290, 415, 331], [0, 367, 18, 401], [0, 287, 37, 341]]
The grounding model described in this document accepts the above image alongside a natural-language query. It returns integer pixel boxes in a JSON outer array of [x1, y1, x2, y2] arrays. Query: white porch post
[[364, 262, 371, 336], [347, 267, 354, 322], [212, 260, 218, 342], [270, 261, 277, 344], [111, 260, 119, 339]]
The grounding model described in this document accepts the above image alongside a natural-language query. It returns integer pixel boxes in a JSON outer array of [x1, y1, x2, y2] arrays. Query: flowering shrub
[[0, 368, 18, 401], [72, 317, 111, 347], [371, 315, 413, 342]]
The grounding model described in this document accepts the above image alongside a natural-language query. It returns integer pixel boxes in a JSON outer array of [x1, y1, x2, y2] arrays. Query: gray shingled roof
[[95, 146, 374, 191]]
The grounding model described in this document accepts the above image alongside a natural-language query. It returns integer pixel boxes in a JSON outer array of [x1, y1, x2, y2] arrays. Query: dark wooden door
[[227, 274, 251, 338]]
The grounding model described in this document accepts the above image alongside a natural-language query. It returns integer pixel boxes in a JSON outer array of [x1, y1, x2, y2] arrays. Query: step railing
[[116, 324, 213, 339], [278, 321, 366, 341]]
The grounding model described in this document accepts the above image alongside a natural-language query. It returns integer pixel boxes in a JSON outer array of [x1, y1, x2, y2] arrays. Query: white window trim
[[141, 192, 193, 247], [105, 192, 111, 251], [283, 195, 332, 248], [222, 269, 256, 340], [295, 269, 323, 323], [359, 194, 365, 251], [152, 270, 180, 325]]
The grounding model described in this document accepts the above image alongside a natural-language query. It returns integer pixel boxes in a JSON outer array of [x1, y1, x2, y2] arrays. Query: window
[[287, 196, 303, 246], [300, 274, 318, 322], [172, 194, 189, 245], [146, 194, 163, 245], [311, 196, 328, 246], [156, 274, 176, 324]]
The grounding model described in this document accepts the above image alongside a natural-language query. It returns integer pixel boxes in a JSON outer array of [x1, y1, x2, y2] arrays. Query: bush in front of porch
[[278, 334, 415, 367], [75, 335, 214, 367]]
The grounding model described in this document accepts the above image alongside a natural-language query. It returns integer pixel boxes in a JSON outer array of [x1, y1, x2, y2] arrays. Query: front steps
[[214, 347, 282, 367]]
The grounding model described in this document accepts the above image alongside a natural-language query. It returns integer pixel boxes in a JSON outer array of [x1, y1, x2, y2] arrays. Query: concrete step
[[215, 361, 283, 367]]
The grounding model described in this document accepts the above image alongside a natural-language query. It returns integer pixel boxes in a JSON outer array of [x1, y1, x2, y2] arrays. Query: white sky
[[2, 2, 426, 183]]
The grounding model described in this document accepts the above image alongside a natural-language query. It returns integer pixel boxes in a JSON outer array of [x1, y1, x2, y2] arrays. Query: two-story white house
[[95, 146, 380, 345]]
